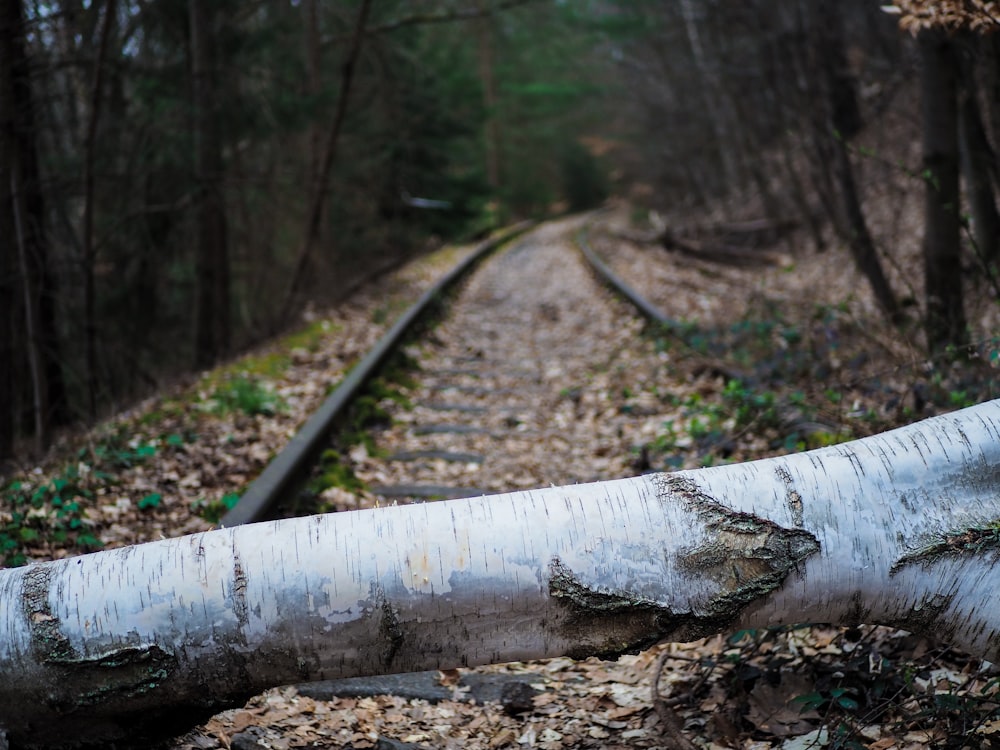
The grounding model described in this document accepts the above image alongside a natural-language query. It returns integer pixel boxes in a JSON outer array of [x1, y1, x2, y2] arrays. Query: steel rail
[[575, 223, 678, 328], [222, 222, 534, 527]]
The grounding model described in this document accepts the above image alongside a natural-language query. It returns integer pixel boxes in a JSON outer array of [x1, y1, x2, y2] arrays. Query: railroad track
[[9, 211, 992, 749], [223, 214, 666, 527], [160, 214, 684, 747], [4, 214, 690, 750]]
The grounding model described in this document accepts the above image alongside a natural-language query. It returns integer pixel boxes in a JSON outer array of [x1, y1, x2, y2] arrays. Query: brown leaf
[[438, 668, 462, 687], [229, 711, 254, 732], [746, 673, 820, 738], [488, 728, 517, 748]]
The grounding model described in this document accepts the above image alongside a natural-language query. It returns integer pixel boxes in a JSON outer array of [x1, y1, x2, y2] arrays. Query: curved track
[[165, 215, 681, 749], [221, 214, 669, 525], [314, 215, 664, 510]]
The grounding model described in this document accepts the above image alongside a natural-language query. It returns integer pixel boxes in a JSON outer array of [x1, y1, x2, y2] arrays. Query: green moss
[[191, 492, 241, 525], [285, 319, 340, 351], [137, 400, 185, 427], [803, 430, 852, 449], [209, 375, 285, 417], [309, 449, 365, 499], [336, 352, 418, 452], [372, 299, 411, 326], [205, 319, 340, 384], [242, 352, 292, 379]]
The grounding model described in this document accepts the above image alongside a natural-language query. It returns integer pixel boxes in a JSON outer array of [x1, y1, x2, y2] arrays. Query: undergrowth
[[208, 375, 286, 417], [635, 304, 1000, 472], [190, 492, 241, 525], [0, 430, 193, 567], [298, 350, 419, 515], [657, 624, 1000, 748]]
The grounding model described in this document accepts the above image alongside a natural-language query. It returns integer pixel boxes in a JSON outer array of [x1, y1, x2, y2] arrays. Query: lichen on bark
[[548, 557, 685, 660], [21, 566, 74, 664], [545, 475, 821, 661], [657, 473, 821, 618], [891, 523, 1000, 574]]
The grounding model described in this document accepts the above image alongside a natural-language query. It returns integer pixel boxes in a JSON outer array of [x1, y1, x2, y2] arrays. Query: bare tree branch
[[322, 0, 539, 46], [281, 0, 374, 321], [81, 0, 116, 419]]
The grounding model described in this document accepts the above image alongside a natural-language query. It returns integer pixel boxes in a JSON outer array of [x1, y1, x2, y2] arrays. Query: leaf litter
[[183, 213, 1000, 749], [4, 210, 1000, 747]]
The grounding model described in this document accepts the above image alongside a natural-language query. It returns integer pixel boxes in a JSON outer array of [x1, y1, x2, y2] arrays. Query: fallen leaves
[[9, 211, 1000, 748], [2, 240, 480, 561]]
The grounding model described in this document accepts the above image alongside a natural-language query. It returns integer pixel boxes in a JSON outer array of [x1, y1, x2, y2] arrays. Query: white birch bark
[[4, 401, 1000, 747]]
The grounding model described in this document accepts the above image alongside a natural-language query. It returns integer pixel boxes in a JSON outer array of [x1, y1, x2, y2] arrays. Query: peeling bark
[[3, 401, 1000, 747], [892, 523, 1000, 573]]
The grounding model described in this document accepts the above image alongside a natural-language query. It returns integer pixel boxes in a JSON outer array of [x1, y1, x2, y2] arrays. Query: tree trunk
[[189, 0, 230, 369], [5, 402, 1000, 747], [9, 148, 47, 454], [0, 0, 20, 459], [477, 3, 501, 205], [678, 0, 740, 191], [81, 0, 116, 417], [809, 3, 901, 324], [920, 28, 968, 354], [829, 134, 903, 324], [303, 0, 322, 190], [280, 0, 373, 322], [0, 197, 13, 458], [982, 34, 1000, 183], [957, 37, 1000, 269], [816, 3, 862, 141], [1, 0, 65, 450]]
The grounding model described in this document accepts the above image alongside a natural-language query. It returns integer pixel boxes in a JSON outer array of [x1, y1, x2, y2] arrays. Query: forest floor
[[4, 205, 1000, 749]]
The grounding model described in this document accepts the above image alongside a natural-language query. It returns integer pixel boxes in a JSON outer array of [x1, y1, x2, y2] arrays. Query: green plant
[[92, 437, 157, 469], [630, 205, 651, 226], [721, 379, 779, 429], [283, 319, 337, 352], [336, 352, 417, 452], [138, 493, 162, 510], [211, 375, 285, 416], [210, 320, 338, 381], [137, 400, 185, 426], [192, 493, 241, 525], [308, 450, 366, 509], [793, 687, 860, 713], [1, 472, 103, 567], [948, 389, 976, 409], [651, 420, 680, 452], [0, 427, 201, 566]]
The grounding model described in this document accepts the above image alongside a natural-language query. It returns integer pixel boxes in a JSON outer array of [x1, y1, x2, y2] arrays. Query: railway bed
[[7, 211, 991, 749], [167, 215, 691, 750], [168, 213, 1000, 750], [341, 216, 660, 513]]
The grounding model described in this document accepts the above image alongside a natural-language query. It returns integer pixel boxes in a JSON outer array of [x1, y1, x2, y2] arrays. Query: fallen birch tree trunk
[[4, 401, 1000, 747]]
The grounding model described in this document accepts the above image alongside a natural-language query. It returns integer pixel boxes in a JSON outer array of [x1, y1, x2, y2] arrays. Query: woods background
[[3, 0, 999, 459]]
